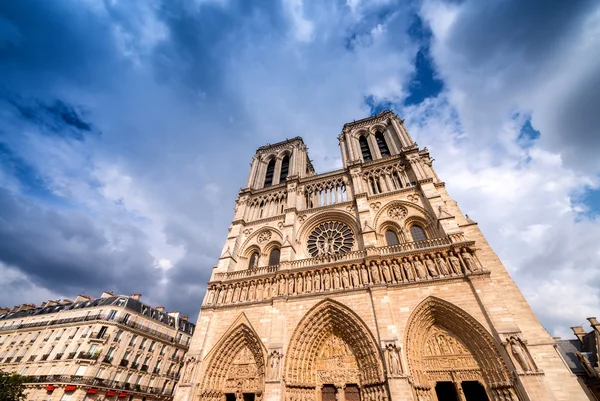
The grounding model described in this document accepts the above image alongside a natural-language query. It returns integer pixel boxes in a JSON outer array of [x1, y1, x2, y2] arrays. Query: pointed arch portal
[[405, 297, 519, 401], [199, 317, 267, 401], [284, 299, 388, 401]]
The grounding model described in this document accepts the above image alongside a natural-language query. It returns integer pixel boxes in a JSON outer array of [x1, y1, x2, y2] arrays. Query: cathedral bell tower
[[174, 110, 589, 401]]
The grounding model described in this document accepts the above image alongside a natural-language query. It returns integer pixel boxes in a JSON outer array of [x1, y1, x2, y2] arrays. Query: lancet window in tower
[[264, 159, 275, 187], [268, 248, 280, 266], [410, 225, 427, 242], [280, 155, 289, 183], [375, 131, 390, 157], [359, 136, 372, 161], [385, 230, 400, 246]]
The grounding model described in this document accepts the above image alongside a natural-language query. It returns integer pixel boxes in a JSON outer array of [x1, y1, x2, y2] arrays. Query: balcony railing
[[28, 355, 37, 362], [77, 351, 99, 360], [131, 362, 139, 369], [41, 354, 49, 361], [141, 364, 149, 372], [90, 332, 109, 341], [120, 359, 129, 367], [15, 356, 23, 363], [23, 375, 174, 395], [54, 353, 63, 360], [67, 352, 76, 359], [102, 356, 113, 364], [4, 357, 13, 363]]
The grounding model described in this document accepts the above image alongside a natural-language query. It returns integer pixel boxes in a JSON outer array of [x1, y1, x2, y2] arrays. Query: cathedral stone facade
[[174, 111, 589, 401]]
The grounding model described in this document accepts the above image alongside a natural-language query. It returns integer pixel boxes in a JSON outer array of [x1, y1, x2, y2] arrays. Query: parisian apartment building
[[0, 292, 195, 401]]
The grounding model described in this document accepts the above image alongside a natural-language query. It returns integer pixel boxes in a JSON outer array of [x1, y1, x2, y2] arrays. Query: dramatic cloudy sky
[[1, 0, 599, 337]]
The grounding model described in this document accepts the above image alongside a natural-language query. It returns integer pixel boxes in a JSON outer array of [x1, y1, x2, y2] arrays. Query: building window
[[248, 252, 259, 269], [268, 248, 281, 266], [410, 225, 427, 242], [264, 159, 275, 187], [385, 230, 400, 246], [359, 136, 372, 161], [280, 155, 290, 182], [107, 310, 117, 320], [375, 131, 390, 157]]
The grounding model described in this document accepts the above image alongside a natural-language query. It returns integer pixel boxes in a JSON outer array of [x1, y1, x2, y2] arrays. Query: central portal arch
[[405, 297, 518, 401], [284, 299, 388, 401]]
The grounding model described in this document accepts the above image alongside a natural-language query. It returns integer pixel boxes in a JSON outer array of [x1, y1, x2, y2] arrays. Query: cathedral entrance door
[[321, 384, 337, 401], [435, 382, 459, 401], [461, 381, 489, 401]]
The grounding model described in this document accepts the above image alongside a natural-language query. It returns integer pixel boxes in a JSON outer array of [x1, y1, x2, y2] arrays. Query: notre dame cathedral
[[173, 111, 590, 401]]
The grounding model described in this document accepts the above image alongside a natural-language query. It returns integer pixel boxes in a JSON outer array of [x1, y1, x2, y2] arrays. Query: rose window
[[307, 221, 354, 257]]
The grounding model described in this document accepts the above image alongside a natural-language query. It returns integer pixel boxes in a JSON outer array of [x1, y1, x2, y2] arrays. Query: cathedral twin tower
[[174, 111, 588, 401]]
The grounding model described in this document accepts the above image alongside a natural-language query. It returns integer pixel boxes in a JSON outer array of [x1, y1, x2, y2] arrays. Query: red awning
[[87, 388, 99, 394], [45, 385, 55, 391], [118, 392, 128, 398], [106, 391, 117, 397], [65, 385, 77, 391]]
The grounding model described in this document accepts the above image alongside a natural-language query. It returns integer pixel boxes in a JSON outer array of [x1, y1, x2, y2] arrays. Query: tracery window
[[385, 230, 400, 246], [248, 252, 259, 269], [264, 159, 275, 187], [280, 155, 289, 182], [410, 225, 427, 242], [268, 248, 281, 266], [375, 131, 390, 157], [359, 136, 372, 162], [307, 221, 354, 257]]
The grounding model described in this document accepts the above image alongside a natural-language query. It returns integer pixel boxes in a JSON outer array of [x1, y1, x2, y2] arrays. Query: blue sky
[[1, 0, 599, 337]]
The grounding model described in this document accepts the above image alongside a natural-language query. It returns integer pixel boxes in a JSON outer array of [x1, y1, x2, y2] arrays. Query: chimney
[[60, 298, 73, 305], [182, 315, 188, 321], [0, 307, 9, 314], [74, 295, 91, 303], [156, 306, 165, 312], [131, 293, 142, 301], [101, 291, 116, 299]]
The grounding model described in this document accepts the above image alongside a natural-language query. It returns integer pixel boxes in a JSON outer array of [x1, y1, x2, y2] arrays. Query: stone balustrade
[[204, 235, 483, 308]]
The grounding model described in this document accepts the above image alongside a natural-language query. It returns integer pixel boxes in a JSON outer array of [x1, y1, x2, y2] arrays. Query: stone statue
[[314, 271, 321, 291], [288, 274, 295, 295], [206, 287, 216, 305], [391, 260, 402, 282], [381, 261, 392, 283], [183, 357, 196, 382], [233, 284, 241, 303], [305, 272, 312, 293], [225, 285, 234, 304], [248, 281, 256, 301], [401, 258, 414, 281], [360, 263, 370, 285], [510, 337, 533, 372], [370, 261, 381, 283], [239, 284, 248, 302], [268, 350, 282, 380], [217, 287, 225, 304], [279, 276, 286, 296], [270, 278, 278, 298], [413, 257, 427, 279], [296, 273, 303, 294], [341, 267, 350, 288], [256, 280, 263, 301], [386, 344, 402, 375], [333, 269, 341, 289], [350, 265, 360, 287], [448, 251, 462, 275], [435, 253, 450, 276], [323, 270, 331, 290], [424, 255, 438, 278], [462, 248, 479, 272]]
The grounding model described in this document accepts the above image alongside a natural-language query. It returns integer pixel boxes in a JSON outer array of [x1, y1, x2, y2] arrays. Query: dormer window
[[359, 136, 372, 161], [375, 131, 390, 157]]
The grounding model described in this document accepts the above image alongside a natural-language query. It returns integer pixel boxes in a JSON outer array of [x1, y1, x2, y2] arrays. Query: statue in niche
[[305, 272, 312, 293], [233, 285, 241, 303], [435, 253, 450, 275], [448, 251, 462, 274], [462, 248, 480, 272], [248, 281, 256, 301], [350, 265, 360, 287], [239, 284, 248, 302], [385, 344, 402, 375], [268, 350, 282, 380], [183, 357, 197, 383], [323, 270, 331, 290], [296, 273, 303, 294], [205, 287, 216, 305], [360, 263, 370, 285], [401, 258, 415, 281], [381, 260, 392, 283], [424, 255, 438, 278], [412, 257, 427, 279], [391, 260, 402, 282], [225, 285, 234, 304], [288, 274, 295, 295], [314, 270, 322, 291], [370, 261, 381, 283], [341, 267, 350, 288], [256, 281, 263, 301], [279, 275, 286, 296], [270, 278, 278, 298], [509, 337, 534, 372], [217, 287, 225, 304], [333, 268, 341, 289]]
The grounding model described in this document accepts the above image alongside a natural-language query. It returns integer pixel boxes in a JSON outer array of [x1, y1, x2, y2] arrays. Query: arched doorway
[[284, 299, 388, 401], [405, 297, 518, 401], [199, 317, 267, 401]]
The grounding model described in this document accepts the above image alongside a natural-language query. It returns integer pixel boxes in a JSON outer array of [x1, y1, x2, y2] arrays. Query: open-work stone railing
[[204, 234, 483, 308]]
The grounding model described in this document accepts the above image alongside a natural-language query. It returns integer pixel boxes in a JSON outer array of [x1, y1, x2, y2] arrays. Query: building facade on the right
[[176, 110, 590, 401]]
